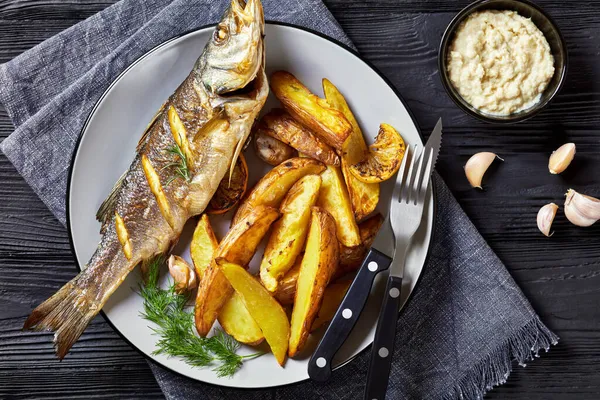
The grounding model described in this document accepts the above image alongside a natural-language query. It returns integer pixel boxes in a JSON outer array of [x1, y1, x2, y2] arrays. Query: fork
[[363, 143, 436, 400]]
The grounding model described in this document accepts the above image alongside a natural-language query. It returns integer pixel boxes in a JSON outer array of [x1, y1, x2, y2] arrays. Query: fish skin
[[23, 0, 267, 359]]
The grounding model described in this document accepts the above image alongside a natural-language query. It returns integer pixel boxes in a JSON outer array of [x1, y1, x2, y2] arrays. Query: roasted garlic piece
[[168, 255, 197, 293]]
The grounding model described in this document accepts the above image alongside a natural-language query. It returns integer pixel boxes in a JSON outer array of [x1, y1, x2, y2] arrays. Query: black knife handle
[[364, 275, 403, 400], [308, 248, 392, 382]]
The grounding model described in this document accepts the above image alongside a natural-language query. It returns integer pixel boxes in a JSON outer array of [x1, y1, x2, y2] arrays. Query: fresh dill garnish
[[138, 256, 262, 377], [163, 136, 191, 185]]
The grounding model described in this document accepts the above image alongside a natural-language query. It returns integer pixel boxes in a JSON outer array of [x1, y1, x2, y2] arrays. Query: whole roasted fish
[[24, 0, 268, 358]]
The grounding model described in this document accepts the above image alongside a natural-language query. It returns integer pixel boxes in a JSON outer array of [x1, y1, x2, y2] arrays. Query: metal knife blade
[[426, 117, 443, 173], [369, 215, 395, 259]]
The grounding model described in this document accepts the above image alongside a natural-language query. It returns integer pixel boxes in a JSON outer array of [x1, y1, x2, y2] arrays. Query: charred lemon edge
[[206, 153, 249, 215], [168, 106, 194, 164], [114, 212, 133, 260], [349, 123, 405, 184], [141, 154, 176, 229]]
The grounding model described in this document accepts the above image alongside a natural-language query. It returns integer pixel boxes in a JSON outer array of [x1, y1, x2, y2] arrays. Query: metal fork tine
[[402, 145, 420, 204], [409, 148, 427, 205], [412, 145, 431, 199], [392, 144, 411, 204], [418, 147, 434, 204]]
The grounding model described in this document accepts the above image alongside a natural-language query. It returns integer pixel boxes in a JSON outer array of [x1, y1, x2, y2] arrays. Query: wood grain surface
[[0, 0, 599, 398]]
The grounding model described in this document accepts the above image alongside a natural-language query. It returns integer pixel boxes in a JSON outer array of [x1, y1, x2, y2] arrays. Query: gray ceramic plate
[[68, 22, 435, 389]]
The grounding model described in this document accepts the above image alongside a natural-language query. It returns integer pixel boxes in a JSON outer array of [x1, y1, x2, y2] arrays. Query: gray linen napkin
[[0, 0, 558, 398]]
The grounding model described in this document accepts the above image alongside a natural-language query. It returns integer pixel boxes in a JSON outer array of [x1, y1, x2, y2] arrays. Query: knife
[[364, 118, 442, 399], [307, 118, 443, 388]]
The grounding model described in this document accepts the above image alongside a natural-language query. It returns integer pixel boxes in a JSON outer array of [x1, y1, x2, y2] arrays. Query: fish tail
[[23, 274, 100, 359], [24, 237, 131, 359]]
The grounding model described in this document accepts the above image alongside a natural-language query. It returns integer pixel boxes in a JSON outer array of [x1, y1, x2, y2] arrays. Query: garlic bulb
[[168, 255, 197, 293], [564, 189, 600, 227], [537, 203, 558, 237], [549, 143, 576, 174], [464, 152, 503, 189]]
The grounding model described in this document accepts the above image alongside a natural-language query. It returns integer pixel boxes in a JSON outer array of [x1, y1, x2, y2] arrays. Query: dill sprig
[[138, 256, 262, 377], [163, 138, 191, 185]]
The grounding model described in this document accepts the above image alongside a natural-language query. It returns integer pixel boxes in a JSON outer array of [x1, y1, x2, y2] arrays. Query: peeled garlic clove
[[464, 152, 503, 189], [537, 203, 558, 237], [564, 189, 600, 227], [549, 143, 576, 174], [168, 255, 197, 293]]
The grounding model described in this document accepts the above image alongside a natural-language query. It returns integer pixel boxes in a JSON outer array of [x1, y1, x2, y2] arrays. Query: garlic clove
[[537, 203, 558, 237], [168, 255, 197, 293], [564, 189, 600, 227], [549, 143, 576, 174], [464, 152, 503, 189]]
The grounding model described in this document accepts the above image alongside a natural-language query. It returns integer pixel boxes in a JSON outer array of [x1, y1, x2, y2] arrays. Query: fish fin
[[137, 101, 166, 153], [96, 171, 126, 226], [23, 278, 98, 359]]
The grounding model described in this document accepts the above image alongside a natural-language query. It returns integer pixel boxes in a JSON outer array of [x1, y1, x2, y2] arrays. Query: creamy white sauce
[[447, 10, 555, 116]]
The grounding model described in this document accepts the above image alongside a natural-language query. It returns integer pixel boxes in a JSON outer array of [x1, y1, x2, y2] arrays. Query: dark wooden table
[[1, 0, 599, 398]]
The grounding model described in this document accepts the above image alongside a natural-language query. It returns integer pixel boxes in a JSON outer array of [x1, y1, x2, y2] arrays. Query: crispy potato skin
[[220, 262, 291, 366], [270, 71, 351, 150], [337, 213, 384, 278], [254, 124, 296, 166], [274, 257, 302, 305], [261, 109, 339, 166], [288, 207, 338, 357], [322, 79, 380, 221], [195, 206, 280, 337], [218, 291, 264, 345], [232, 157, 325, 225], [310, 279, 352, 332], [350, 123, 406, 183], [260, 175, 322, 292], [206, 153, 248, 215], [317, 165, 361, 247]]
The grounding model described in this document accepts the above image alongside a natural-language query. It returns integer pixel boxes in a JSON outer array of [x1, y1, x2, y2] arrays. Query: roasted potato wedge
[[191, 214, 264, 344], [195, 206, 280, 337], [311, 279, 352, 332], [289, 207, 338, 357], [190, 214, 219, 278], [206, 153, 248, 214], [338, 213, 384, 277], [220, 261, 291, 366], [317, 165, 361, 247], [254, 124, 296, 166], [232, 157, 325, 225], [274, 257, 302, 306], [260, 175, 322, 292], [322, 79, 380, 221], [270, 71, 351, 150], [218, 291, 264, 345], [350, 123, 406, 183], [276, 213, 383, 305], [261, 109, 339, 166]]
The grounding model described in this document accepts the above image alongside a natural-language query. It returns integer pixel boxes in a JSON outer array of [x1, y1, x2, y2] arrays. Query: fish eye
[[214, 24, 229, 44]]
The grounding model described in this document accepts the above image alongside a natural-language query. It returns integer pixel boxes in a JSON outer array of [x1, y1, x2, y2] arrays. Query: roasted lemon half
[[349, 123, 406, 184], [206, 153, 248, 215]]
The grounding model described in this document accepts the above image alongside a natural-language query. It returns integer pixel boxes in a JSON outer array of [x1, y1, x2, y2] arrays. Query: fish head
[[200, 0, 265, 95]]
